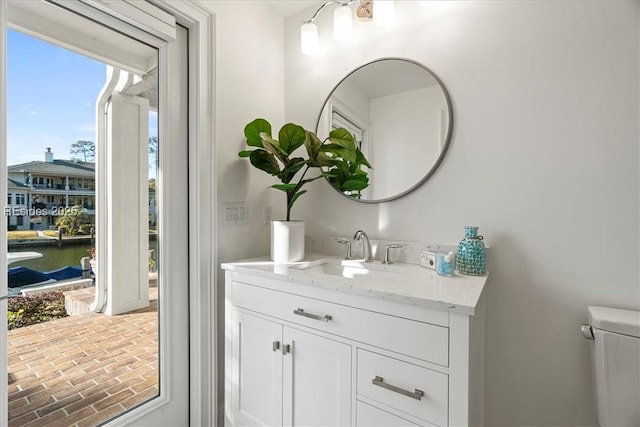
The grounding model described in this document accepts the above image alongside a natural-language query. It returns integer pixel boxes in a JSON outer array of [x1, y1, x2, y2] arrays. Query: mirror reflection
[[317, 58, 453, 202]]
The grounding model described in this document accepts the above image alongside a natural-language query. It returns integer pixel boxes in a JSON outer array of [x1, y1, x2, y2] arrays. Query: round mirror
[[316, 58, 453, 203]]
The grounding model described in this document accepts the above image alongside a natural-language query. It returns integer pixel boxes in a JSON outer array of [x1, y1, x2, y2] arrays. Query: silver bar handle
[[372, 376, 424, 401], [272, 341, 280, 351], [282, 344, 291, 355], [293, 308, 332, 322]]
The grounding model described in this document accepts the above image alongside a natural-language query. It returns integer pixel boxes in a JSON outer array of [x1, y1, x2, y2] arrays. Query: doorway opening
[[5, 10, 163, 427]]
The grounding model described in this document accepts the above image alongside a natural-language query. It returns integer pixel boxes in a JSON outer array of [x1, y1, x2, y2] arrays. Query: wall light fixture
[[301, 0, 395, 55]]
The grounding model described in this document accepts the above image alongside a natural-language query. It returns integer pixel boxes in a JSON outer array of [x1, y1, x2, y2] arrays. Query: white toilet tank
[[585, 306, 640, 427]]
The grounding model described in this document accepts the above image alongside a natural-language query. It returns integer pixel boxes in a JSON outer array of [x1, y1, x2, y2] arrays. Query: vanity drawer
[[357, 349, 448, 427], [232, 280, 449, 366], [356, 400, 422, 427]]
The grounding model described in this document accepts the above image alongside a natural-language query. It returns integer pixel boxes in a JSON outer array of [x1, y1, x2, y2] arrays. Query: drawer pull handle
[[293, 308, 332, 322], [372, 376, 424, 401], [272, 341, 280, 352]]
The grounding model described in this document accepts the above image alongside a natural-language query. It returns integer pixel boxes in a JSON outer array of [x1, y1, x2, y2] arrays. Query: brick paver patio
[[7, 288, 159, 427]]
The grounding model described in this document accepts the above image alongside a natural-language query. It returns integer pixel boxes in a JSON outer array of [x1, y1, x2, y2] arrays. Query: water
[[8, 240, 158, 272], [10, 244, 92, 271]]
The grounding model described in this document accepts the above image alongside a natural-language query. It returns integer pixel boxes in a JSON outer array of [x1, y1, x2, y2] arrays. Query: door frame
[[157, 3, 217, 424], [0, 1, 216, 425], [0, 0, 7, 419]]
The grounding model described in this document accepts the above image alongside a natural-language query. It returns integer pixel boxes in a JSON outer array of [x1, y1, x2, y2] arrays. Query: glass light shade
[[333, 5, 353, 41], [373, 0, 395, 26], [301, 22, 319, 55]]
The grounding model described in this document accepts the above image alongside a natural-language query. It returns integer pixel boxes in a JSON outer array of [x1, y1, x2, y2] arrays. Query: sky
[[7, 29, 157, 167]]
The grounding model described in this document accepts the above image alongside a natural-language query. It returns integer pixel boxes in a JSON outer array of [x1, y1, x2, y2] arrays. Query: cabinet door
[[232, 310, 283, 426], [283, 327, 352, 427]]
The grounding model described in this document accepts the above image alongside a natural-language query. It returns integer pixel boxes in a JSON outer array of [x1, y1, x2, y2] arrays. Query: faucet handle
[[336, 239, 353, 260], [382, 244, 403, 264]]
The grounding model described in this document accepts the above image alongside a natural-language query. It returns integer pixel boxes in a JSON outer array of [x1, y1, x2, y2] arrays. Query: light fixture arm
[[303, 0, 356, 24]]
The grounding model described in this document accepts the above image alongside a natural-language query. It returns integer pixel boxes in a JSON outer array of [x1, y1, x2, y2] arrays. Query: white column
[[65, 175, 69, 190], [104, 92, 149, 315]]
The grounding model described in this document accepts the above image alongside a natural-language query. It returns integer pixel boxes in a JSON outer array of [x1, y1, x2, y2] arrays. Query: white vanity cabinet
[[230, 309, 351, 426], [223, 259, 487, 427]]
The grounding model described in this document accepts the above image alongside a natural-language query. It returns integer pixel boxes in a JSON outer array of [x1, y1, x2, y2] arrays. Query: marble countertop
[[222, 253, 488, 316]]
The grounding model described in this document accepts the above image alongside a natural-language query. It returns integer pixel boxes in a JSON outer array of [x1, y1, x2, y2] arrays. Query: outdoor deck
[[7, 288, 158, 427]]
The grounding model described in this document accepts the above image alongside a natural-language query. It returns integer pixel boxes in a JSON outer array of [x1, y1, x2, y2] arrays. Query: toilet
[[583, 306, 640, 426]]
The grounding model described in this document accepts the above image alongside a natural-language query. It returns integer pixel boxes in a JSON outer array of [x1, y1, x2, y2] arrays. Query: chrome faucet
[[353, 230, 373, 262]]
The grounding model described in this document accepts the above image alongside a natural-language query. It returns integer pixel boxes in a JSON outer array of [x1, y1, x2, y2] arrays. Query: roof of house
[[7, 178, 30, 190], [8, 160, 95, 177]]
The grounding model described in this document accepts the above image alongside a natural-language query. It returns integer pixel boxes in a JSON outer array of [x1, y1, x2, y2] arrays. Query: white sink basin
[[293, 259, 398, 279]]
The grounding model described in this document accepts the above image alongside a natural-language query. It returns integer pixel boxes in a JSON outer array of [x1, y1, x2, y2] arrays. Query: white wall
[[197, 0, 287, 418], [284, 1, 639, 425]]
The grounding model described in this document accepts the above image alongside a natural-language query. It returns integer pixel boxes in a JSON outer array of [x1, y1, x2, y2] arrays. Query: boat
[[7, 251, 43, 265], [6, 251, 92, 297], [8, 265, 85, 288]]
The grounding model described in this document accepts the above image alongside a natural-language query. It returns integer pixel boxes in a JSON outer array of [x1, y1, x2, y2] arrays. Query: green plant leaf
[[262, 137, 288, 164], [342, 176, 369, 191], [310, 151, 336, 167], [279, 123, 306, 155], [333, 147, 357, 163], [304, 131, 324, 160], [271, 183, 297, 192], [238, 150, 253, 158], [329, 128, 356, 151], [319, 144, 358, 163], [249, 149, 280, 175], [244, 118, 271, 147], [280, 158, 307, 183], [355, 148, 372, 168]]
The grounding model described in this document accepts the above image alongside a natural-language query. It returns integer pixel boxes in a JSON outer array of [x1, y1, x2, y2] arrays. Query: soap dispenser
[[436, 251, 456, 276]]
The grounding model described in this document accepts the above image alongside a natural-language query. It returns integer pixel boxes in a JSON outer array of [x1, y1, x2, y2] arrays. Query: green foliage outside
[[55, 205, 91, 236], [7, 291, 68, 330]]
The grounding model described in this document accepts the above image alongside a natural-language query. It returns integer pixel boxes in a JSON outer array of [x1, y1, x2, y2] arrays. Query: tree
[[55, 206, 91, 236], [70, 140, 95, 162], [69, 136, 157, 163], [148, 136, 158, 170], [148, 136, 158, 155]]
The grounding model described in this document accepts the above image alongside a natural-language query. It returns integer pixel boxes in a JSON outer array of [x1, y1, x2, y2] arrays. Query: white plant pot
[[89, 259, 98, 280], [271, 220, 305, 263]]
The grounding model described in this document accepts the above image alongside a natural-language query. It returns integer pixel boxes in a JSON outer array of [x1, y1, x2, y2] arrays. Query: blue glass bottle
[[457, 226, 486, 275]]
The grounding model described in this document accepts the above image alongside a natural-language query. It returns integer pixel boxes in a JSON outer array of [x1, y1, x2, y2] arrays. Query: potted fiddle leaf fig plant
[[239, 118, 370, 262]]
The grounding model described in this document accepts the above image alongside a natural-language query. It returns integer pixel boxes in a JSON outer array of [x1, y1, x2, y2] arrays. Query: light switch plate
[[223, 202, 248, 226]]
